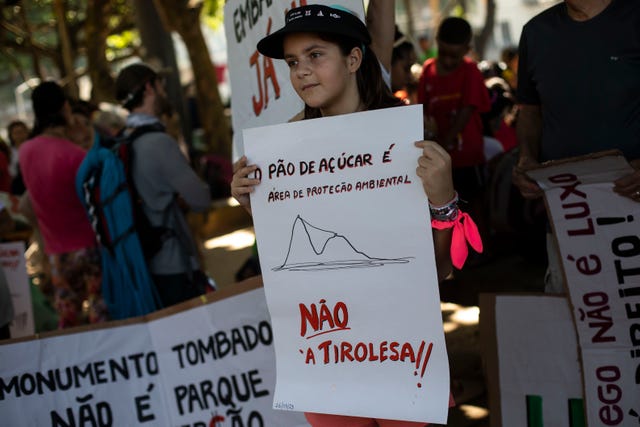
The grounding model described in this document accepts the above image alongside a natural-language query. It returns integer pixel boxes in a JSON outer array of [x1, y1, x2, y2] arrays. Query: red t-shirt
[[494, 119, 517, 153], [19, 135, 97, 254], [417, 57, 490, 168]]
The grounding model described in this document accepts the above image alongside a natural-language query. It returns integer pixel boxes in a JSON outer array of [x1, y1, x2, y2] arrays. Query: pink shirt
[[19, 135, 96, 254]]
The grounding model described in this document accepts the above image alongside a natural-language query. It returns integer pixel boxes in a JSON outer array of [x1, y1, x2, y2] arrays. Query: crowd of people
[[0, 0, 523, 345], [1, 0, 638, 424], [0, 64, 213, 333]]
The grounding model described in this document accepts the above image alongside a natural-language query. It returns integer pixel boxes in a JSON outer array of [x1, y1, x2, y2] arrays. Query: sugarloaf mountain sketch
[[273, 215, 413, 271]]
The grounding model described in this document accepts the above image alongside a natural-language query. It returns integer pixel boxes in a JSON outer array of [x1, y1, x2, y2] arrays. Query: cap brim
[[257, 21, 371, 59]]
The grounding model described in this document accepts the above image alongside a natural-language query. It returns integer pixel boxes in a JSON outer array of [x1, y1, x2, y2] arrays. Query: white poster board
[[526, 152, 640, 426], [481, 294, 584, 427], [224, 0, 364, 159], [0, 281, 309, 427], [244, 105, 450, 424], [0, 241, 34, 338]]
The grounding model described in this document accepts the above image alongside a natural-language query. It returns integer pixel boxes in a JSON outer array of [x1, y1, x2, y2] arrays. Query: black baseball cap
[[257, 4, 371, 59]]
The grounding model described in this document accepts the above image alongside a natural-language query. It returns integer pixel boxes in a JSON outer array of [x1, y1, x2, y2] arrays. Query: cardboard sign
[[0, 278, 309, 427], [244, 105, 450, 423], [223, 0, 364, 159], [480, 294, 584, 427], [0, 241, 34, 338], [526, 152, 640, 426]]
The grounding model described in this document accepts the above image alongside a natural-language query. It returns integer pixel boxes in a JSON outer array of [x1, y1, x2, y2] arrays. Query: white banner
[[0, 241, 34, 338], [244, 105, 450, 424], [0, 281, 308, 427], [224, 0, 364, 159], [527, 152, 640, 426], [485, 294, 584, 426]]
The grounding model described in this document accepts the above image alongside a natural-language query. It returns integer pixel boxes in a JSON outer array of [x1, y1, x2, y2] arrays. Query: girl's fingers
[[233, 156, 247, 173]]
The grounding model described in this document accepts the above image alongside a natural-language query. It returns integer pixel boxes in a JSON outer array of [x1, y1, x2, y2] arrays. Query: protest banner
[[243, 105, 450, 423], [0, 241, 34, 338], [0, 277, 309, 427], [223, 0, 364, 159], [480, 294, 584, 427], [524, 151, 640, 426]]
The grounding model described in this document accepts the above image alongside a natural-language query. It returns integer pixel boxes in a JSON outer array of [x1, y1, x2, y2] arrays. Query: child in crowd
[[232, 5, 480, 426], [391, 26, 418, 97], [417, 17, 490, 247]]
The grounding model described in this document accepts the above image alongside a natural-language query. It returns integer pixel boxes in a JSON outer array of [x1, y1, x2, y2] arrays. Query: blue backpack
[[76, 125, 164, 320]]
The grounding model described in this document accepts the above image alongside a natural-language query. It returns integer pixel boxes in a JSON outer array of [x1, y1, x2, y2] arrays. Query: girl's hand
[[231, 156, 260, 215], [414, 140, 455, 206]]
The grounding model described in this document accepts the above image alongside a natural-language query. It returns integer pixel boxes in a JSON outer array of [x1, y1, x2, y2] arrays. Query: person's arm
[[433, 226, 453, 282], [415, 140, 455, 282], [441, 105, 474, 150], [156, 135, 211, 211], [366, 0, 395, 72], [512, 104, 544, 199]]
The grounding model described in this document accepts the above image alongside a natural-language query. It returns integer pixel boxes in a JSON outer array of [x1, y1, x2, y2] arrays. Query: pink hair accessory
[[432, 212, 483, 269]]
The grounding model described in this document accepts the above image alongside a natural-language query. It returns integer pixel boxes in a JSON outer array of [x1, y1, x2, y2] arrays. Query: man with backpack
[[114, 62, 212, 308]]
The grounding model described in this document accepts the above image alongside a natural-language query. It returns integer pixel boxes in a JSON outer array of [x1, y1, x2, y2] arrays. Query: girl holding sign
[[231, 4, 480, 426]]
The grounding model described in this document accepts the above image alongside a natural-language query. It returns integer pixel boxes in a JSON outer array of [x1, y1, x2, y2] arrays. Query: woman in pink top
[[19, 81, 108, 328]]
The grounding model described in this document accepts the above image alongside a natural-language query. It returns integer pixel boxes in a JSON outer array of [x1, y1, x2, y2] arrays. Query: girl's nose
[[295, 59, 312, 77]]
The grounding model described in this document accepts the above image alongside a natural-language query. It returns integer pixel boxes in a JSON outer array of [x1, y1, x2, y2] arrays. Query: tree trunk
[[402, 0, 415, 38], [132, 0, 192, 148], [475, 0, 496, 59], [153, 0, 231, 158], [85, 0, 116, 103], [52, 0, 79, 97], [17, 1, 45, 81]]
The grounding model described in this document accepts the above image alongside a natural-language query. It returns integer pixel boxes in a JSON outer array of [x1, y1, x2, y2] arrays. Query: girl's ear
[[347, 46, 363, 73]]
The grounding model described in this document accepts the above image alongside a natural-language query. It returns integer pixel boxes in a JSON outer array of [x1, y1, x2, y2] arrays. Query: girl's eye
[[286, 60, 298, 68], [310, 51, 322, 59]]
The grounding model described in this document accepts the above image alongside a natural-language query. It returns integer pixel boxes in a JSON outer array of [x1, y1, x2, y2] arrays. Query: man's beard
[[154, 94, 175, 117]]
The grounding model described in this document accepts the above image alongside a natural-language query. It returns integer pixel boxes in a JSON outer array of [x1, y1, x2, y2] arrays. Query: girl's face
[[283, 32, 361, 116]]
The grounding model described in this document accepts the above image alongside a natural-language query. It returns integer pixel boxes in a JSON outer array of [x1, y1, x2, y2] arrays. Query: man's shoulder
[[131, 128, 175, 148], [523, 2, 564, 31]]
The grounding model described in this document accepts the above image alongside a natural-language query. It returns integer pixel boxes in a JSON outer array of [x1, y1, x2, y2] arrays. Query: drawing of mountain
[[273, 215, 412, 271]]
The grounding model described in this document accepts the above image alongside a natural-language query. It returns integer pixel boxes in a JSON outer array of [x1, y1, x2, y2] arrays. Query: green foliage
[[201, 0, 224, 29]]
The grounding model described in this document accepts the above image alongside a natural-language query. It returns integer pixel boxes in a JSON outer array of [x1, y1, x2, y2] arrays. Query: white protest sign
[[244, 105, 450, 424], [527, 152, 640, 426], [224, 0, 364, 158], [0, 282, 309, 427], [481, 294, 584, 427], [0, 241, 34, 338]]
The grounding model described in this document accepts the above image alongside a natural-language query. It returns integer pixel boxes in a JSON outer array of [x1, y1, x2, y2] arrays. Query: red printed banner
[[223, 0, 365, 159], [527, 152, 640, 426], [0, 280, 309, 427]]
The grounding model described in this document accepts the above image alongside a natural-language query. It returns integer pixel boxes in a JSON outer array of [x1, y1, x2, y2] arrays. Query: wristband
[[429, 192, 459, 222]]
